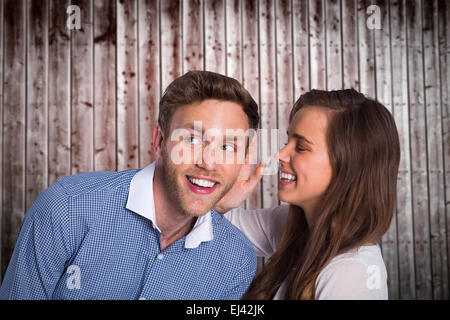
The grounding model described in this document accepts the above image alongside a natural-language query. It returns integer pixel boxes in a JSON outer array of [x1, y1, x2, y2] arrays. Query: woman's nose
[[277, 144, 290, 163]]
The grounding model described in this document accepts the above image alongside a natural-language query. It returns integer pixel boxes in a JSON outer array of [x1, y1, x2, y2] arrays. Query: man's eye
[[186, 136, 202, 145], [222, 145, 235, 152]]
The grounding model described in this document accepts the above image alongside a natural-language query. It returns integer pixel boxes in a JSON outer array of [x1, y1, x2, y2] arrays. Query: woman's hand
[[214, 136, 265, 213]]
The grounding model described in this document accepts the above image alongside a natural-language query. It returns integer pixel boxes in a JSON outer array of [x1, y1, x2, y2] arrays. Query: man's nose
[[196, 144, 219, 171]]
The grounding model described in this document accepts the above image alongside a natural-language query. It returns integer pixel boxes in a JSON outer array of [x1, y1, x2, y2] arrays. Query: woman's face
[[277, 106, 333, 216]]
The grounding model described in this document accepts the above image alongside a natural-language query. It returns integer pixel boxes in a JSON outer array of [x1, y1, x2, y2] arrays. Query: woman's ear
[[153, 126, 164, 158]]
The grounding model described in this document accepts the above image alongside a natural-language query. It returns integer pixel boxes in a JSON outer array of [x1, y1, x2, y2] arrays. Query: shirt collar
[[126, 161, 213, 249]]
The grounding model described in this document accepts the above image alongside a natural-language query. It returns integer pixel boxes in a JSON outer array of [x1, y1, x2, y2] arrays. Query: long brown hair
[[244, 89, 401, 299]]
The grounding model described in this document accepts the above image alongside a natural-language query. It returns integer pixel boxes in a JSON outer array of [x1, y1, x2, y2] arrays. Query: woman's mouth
[[279, 171, 297, 185]]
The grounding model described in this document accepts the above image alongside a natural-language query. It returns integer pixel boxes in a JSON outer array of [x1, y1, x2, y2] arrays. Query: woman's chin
[[278, 190, 304, 208], [278, 191, 292, 204]]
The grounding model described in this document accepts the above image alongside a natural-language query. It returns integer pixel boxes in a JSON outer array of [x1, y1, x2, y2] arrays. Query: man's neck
[[153, 162, 197, 250]]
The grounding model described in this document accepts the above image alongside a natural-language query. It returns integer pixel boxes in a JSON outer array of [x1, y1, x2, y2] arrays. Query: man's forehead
[[180, 121, 250, 137], [170, 100, 248, 120]]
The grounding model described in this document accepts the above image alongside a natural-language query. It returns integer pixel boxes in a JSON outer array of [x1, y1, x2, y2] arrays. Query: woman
[[215, 89, 400, 299]]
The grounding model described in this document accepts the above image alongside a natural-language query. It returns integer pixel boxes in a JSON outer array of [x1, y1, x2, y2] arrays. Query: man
[[0, 71, 259, 299]]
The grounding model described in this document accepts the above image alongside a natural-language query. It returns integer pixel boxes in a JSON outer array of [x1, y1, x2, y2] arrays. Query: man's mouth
[[186, 175, 220, 194]]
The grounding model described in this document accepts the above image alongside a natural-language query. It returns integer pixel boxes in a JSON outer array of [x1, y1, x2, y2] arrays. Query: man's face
[[158, 99, 250, 217]]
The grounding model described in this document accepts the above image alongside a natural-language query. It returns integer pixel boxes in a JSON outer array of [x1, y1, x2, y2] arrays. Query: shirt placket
[[138, 231, 186, 300]]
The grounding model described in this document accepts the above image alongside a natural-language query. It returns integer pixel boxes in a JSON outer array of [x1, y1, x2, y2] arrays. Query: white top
[[126, 161, 214, 249], [225, 205, 388, 300]]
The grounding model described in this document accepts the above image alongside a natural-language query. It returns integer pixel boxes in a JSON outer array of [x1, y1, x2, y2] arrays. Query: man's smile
[[185, 175, 220, 194]]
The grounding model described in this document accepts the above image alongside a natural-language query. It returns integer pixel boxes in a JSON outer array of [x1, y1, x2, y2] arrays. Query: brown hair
[[158, 70, 259, 136], [244, 89, 401, 299]]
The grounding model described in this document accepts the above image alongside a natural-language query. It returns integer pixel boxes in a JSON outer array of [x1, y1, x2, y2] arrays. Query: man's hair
[[158, 70, 259, 135]]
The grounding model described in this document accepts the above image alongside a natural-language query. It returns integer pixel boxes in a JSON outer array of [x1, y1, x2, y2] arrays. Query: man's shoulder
[[27, 169, 141, 218], [53, 169, 140, 197]]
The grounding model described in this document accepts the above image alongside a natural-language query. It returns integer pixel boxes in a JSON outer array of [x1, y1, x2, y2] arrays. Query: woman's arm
[[224, 205, 289, 257]]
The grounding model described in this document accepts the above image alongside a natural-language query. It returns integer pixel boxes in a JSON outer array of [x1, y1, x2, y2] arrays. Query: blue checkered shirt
[[0, 163, 257, 300]]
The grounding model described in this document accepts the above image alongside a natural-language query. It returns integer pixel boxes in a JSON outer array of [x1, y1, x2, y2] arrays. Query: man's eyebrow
[[182, 123, 203, 133], [287, 131, 314, 145], [224, 135, 247, 144], [224, 136, 237, 143]]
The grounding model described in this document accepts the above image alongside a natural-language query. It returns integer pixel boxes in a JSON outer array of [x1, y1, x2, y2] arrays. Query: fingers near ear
[[246, 133, 258, 165], [248, 163, 265, 187]]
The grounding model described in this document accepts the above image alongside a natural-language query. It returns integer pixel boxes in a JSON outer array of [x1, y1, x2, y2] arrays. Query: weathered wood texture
[[0, 0, 448, 299]]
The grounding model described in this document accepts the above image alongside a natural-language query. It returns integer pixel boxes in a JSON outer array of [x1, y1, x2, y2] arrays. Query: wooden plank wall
[[0, 0, 448, 300]]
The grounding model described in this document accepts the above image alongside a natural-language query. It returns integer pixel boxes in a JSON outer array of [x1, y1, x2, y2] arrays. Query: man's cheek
[[224, 166, 242, 187], [167, 142, 198, 165]]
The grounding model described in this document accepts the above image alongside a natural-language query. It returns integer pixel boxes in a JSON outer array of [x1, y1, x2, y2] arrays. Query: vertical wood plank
[[407, 0, 433, 299], [437, 0, 450, 296], [138, 0, 160, 166], [292, 0, 310, 98], [242, 0, 261, 210], [422, 0, 448, 300], [204, 0, 225, 73], [342, 0, 359, 89], [71, 0, 94, 174], [242, 0, 263, 271], [0, 0, 4, 281], [2, 0, 26, 276], [325, 0, 343, 90], [390, 0, 415, 300], [275, 0, 292, 149], [183, 0, 203, 72], [161, 0, 182, 91], [373, 0, 392, 129], [225, 0, 242, 81], [309, 0, 326, 89], [242, 0, 260, 117], [259, 0, 278, 209], [26, 0, 48, 211], [357, 0, 376, 97], [94, 0, 116, 171], [117, 0, 139, 171], [373, 0, 399, 300], [48, 0, 71, 185]]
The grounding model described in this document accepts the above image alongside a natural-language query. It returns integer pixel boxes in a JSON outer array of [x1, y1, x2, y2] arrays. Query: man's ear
[[153, 125, 164, 158]]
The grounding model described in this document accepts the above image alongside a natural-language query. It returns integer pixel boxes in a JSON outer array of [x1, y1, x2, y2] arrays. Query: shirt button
[[157, 253, 164, 260]]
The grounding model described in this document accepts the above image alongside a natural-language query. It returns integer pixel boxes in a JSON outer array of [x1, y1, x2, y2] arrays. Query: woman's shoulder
[[315, 245, 388, 300], [328, 244, 384, 264]]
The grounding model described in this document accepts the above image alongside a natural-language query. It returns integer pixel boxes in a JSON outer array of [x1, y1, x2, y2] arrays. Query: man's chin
[[181, 198, 219, 217], [179, 182, 234, 217]]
